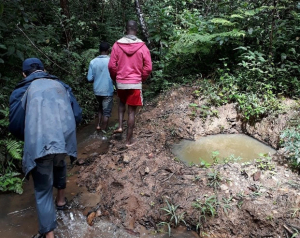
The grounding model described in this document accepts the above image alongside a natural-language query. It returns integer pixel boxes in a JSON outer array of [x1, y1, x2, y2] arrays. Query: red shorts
[[117, 89, 143, 106]]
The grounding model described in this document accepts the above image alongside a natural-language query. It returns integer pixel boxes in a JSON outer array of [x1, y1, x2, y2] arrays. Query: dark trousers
[[31, 154, 66, 234]]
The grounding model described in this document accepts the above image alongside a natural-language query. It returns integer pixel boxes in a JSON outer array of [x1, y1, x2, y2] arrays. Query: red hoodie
[[108, 36, 152, 85]]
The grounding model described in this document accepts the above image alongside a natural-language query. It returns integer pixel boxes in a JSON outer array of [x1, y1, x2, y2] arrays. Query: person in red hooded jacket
[[108, 20, 152, 146]]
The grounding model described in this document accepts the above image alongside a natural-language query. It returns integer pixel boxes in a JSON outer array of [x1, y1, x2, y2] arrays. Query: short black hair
[[99, 42, 110, 52], [23, 63, 44, 76], [126, 20, 138, 33]]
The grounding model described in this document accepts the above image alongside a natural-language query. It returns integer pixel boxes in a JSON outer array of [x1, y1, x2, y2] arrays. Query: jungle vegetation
[[0, 0, 299, 193]]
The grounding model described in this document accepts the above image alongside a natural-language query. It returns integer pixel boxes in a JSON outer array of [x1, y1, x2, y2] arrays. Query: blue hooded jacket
[[9, 71, 82, 177]]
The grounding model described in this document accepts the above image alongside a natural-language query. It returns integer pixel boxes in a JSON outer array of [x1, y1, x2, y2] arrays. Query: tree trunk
[[134, 0, 150, 47]]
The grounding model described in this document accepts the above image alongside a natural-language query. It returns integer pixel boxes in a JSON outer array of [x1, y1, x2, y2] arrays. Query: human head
[[22, 58, 44, 77], [99, 42, 110, 54], [126, 20, 138, 35]]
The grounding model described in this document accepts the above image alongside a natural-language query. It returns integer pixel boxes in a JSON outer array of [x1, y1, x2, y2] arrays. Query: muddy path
[[0, 118, 136, 238], [77, 85, 300, 237], [0, 95, 199, 238]]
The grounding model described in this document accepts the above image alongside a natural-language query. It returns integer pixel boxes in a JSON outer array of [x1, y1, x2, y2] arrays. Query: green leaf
[[16, 50, 24, 61], [210, 18, 234, 26], [7, 46, 15, 56], [0, 3, 3, 16]]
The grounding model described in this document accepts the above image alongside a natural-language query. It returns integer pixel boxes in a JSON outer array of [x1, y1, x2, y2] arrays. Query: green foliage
[[198, 159, 211, 168], [143, 0, 300, 115], [221, 196, 233, 215], [0, 103, 24, 194], [0, 172, 23, 194], [207, 169, 222, 190], [255, 153, 275, 171], [159, 199, 186, 237], [192, 195, 218, 229], [280, 126, 300, 165], [2, 139, 23, 161]]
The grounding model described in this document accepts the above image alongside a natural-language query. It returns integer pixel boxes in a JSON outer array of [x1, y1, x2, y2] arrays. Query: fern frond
[[210, 18, 234, 26], [172, 30, 245, 55], [230, 14, 244, 19], [5, 139, 23, 160]]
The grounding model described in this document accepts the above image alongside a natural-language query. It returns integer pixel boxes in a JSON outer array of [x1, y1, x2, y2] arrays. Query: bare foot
[[113, 128, 123, 134], [126, 140, 136, 147]]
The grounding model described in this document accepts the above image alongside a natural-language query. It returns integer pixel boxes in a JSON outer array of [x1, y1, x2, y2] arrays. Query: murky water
[[172, 134, 276, 165]]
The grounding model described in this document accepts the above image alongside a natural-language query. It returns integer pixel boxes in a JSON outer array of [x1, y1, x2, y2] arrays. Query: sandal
[[55, 197, 68, 210], [32, 233, 45, 238]]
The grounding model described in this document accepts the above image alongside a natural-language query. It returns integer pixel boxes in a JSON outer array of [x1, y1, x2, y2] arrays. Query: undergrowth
[[280, 125, 300, 167]]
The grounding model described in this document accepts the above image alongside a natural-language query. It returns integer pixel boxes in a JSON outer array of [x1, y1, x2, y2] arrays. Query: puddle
[[172, 134, 276, 165]]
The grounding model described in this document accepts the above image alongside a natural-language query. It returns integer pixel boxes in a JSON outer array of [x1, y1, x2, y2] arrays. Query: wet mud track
[[77, 86, 300, 237]]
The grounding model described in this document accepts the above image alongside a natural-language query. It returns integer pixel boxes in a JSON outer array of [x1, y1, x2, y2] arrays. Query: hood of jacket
[[116, 36, 145, 56], [15, 71, 59, 89]]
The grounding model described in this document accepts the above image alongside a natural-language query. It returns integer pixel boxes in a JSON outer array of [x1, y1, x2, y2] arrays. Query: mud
[[77, 85, 300, 237]]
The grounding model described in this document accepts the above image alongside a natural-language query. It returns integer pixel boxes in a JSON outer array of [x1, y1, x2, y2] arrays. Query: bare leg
[[126, 105, 137, 145], [114, 99, 125, 133], [97, 103, 103, 130], [45, 231, 54, 238], [56, 189, 66, 206], [101, 116, 109, 131]]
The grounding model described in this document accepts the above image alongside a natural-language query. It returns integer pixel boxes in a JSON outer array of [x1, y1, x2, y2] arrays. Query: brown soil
[[77, 85, 300, 237]]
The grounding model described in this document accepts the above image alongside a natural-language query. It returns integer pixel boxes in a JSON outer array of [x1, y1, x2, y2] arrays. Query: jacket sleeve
[[87, 62, 94, 82], [142, 46, 152, 82], [108, 44, 118, 81], [58, 81, 83, 125], [9, 87, 28, 141]]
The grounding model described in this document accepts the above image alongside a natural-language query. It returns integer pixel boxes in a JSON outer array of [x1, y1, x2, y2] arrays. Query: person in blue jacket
[[9, 58, 82, 238], [87, 42, 114, 132]]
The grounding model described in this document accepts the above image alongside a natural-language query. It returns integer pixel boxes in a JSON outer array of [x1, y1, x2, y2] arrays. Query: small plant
[[189, 103, 198, 120], [207, 169, 222, 190], [192, 195, 218, 230], [266, 215, 274, 221], [223, 154, 242, 164], [169, 127, 177, 137], [211, 151, 220, 164], [236, 191, 246, 209], [192, 90, 201, 98], [291, 207, 300, 218], [286, 181, 300, 190], [255, 153, 275, 171], [280, 125, 300, 165], [249, 184, 263, 198], [158, 200, 186, 237], [0, 172, 23, 194], [198, 158, 211, 168], [221, 196, 233, 215], [173, 157, 180, 162]]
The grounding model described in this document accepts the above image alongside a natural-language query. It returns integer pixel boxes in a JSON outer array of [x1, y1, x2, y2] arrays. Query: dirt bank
[[77, 85, 300, 237]]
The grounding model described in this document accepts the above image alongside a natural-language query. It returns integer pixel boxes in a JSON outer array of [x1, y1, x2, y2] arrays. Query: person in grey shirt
[[87, 42, 114, 131]]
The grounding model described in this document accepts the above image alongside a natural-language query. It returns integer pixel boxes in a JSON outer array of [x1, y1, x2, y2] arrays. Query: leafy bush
[[280, 126, 300, 164], [0, 172, 23, 194]]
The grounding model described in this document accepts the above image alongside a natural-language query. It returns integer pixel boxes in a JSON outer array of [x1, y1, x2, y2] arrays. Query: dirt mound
[[77, 86, 300, 237]]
